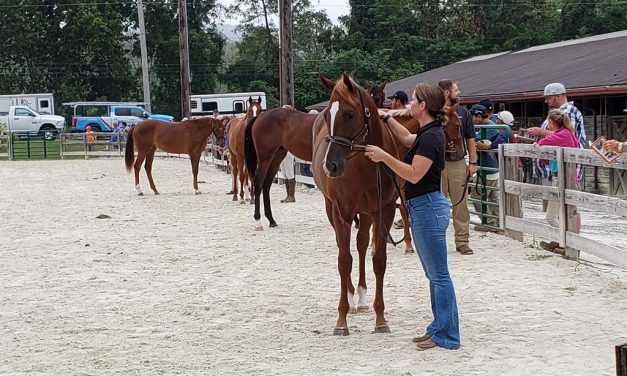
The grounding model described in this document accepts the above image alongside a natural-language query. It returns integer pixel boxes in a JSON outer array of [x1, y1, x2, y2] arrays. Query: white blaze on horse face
[[252, 105, 258, 117], [323, 101, 340, 170]]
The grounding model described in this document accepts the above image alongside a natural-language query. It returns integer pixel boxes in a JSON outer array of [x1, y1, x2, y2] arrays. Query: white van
[[190, 92, 266, 117], [0, 93, 55, 115]]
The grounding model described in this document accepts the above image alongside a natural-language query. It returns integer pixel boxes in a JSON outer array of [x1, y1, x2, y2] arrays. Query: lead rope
[[375, 162, 406, 247]]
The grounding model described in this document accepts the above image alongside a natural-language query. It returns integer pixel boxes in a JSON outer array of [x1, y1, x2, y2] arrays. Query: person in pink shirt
[[536, 109, 580, 253]]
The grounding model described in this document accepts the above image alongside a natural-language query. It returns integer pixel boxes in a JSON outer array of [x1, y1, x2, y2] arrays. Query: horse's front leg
[[331, 206, 353, 336], [230, 153, 239, 201], [371, 201, 396, 333], [144, 147, 159, 195], [190, 152, 202, 195], [355, 214, 372, 313]]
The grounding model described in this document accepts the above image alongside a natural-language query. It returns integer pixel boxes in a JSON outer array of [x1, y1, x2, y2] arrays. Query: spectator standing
[[388, 90, 409, 110], [472, 107, 511, 231], [438, 79, 478, 255], [85, 125, 96, 151], [527, 83, 586, 184], [536, 109, 580, 253], [279, 105, 296, 202]]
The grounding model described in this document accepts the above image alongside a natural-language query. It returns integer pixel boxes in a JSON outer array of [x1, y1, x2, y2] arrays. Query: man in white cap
[[527, 83, 586, 149], [527, 83, 586, 252]]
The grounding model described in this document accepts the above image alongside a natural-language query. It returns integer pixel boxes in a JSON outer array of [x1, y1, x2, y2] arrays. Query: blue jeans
[[406, 191, 460, 349]]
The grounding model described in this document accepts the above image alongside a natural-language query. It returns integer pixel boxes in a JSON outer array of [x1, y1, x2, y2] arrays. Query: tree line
[[0, 0, 625, 118]]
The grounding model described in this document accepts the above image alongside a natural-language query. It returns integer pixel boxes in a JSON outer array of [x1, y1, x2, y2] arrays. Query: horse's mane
[[332, 77, 363, 110]]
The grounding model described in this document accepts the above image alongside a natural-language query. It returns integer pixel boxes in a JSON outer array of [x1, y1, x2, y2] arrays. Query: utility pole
[[178, 0, 191, 119], [279, 0, 294, 107], [137, 0, 151, 112]]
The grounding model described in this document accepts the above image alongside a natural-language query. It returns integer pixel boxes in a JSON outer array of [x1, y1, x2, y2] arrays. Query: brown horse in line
[[242, 80, 388, 231], [124, 117, 225, 195], [312, 74, 399, 335], [244, 108, 318, 230], [227, 97, 264, 203]]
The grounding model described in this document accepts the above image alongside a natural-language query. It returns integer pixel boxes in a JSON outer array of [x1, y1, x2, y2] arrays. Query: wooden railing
[[499, 143, 627, 268]]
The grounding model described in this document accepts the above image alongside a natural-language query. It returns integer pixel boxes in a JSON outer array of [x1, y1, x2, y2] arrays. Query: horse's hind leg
[[190, 152, 202, 195], [134, 150, 149, 196], [263, 154, 285, 227], [356, 214, 372, 313], [144, 146, 159, 195]]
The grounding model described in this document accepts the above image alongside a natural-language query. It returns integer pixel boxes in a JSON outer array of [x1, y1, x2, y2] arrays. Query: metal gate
[[9, 131, 60, 160]]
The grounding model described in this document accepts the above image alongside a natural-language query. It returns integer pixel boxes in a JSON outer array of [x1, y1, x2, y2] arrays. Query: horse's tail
[[124, 127, 135, 173], [244, 116, 258, 177]]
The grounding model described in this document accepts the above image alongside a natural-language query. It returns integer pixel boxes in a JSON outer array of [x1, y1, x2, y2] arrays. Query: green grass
[[0, 138, 113, 160]]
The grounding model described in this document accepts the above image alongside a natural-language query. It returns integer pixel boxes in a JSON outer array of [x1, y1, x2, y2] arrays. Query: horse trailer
[[190, 92, 266, 117], [0, 93, 55, 115]]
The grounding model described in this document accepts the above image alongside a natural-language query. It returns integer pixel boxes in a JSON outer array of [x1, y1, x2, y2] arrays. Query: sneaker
[[393, 218, 404, 229]]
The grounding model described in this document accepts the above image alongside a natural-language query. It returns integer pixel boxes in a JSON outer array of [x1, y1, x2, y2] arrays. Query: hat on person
[[86, 126, 92, 130], [478, 99, 493, 112], [495, 111, 515, 126], [544, 83, 566, 96], [387, 90, 408, 103], [469, 104, 488, 116]]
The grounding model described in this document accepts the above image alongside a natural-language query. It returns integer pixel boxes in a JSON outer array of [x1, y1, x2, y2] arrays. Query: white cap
[[496, 110, 515, 126], [544, 83, 566, 96]]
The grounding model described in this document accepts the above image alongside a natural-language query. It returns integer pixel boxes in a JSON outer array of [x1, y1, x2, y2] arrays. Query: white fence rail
[[499, 143, 627, 268]]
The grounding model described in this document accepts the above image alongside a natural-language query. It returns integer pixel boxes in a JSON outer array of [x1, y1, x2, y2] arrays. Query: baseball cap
[[544, 83, 566, 96], [496, 111, 515, 126], [387, 90, 408, 103], [478, 99, 493, 112], [470, 104, 488, 116]]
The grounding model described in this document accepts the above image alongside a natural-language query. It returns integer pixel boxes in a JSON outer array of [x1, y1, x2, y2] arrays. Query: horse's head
[[319, 73, 377, 178], [209, 117, 226, 146], [364, 79, 387, 108], [246, 96, 263, 119]]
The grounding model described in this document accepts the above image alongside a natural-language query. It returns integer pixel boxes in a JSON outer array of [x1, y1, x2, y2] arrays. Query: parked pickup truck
[[0, 105, 66, 138], [70, 105, 174, 132]]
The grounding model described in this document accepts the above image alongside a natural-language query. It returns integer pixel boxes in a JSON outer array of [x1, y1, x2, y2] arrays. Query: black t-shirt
[[403, 121, 445, 199]]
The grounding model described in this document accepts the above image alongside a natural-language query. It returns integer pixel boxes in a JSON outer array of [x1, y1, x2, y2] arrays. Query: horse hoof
[[269, 222, 278, 228], [195, 191, 202, 195], [255, 226, 264, 231], [348, 307, 357, 314], [226, 190, 235, 195], [373, 325, 390, 334], [357, 305, 369, 313], [333, 327, 349, 336], [232, 196, 238, 201], [405, 248, 414, 254], [137, 192, 144, 196], [239, 200, 245, 204], [154, 191, 160, 195]]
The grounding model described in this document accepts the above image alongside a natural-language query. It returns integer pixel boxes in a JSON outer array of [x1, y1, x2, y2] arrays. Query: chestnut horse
[[244, 108, 318, 230], [312, 74, 399, 335], [242, 80, 388, 231], [227, 97, 264, 203], [124, 117, 224, 195]]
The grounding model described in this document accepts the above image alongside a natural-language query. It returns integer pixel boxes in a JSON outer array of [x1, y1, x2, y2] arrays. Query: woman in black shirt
[[364, 82, 460, 351]]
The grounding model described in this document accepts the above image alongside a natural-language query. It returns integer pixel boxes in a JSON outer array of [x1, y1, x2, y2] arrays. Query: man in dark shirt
[[438, 80, 478, 255]]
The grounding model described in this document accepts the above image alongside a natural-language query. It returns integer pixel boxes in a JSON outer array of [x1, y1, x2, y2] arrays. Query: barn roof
[[307, 30, 627, 110]]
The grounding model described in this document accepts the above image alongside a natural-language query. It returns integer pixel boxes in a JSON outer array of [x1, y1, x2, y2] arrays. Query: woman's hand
[[377, 109, 389, 119], [364, 145, 388, 163]]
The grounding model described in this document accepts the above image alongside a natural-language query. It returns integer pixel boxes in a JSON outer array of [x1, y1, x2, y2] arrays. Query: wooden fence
[[499, 143, 627, 268]]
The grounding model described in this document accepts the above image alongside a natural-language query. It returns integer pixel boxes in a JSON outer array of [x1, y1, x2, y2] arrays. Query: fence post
[[8, 132, 13, 160], [499, 144, 523, 241], [557, 147, 567, 249], [564, 150, 580, 259]]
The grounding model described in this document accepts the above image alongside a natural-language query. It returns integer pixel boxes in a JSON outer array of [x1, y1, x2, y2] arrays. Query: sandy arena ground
[[1, 158, 626, 375]]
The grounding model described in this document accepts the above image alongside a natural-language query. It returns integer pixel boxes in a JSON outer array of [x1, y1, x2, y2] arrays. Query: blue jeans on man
[[407, 191, 460, 349]]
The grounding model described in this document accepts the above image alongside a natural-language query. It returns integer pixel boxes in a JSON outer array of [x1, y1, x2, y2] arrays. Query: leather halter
[[325, 89, 370, 152]]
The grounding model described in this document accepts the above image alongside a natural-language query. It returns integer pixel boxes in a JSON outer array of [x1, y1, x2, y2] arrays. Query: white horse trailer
[[190, 92, 266, 117], [0, 93, 55, 115]]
